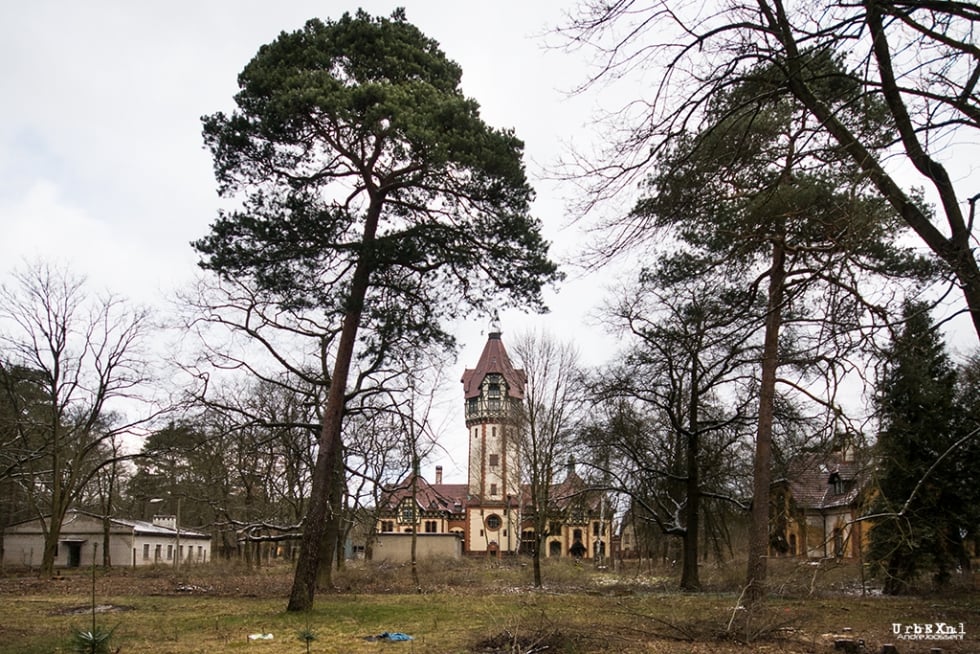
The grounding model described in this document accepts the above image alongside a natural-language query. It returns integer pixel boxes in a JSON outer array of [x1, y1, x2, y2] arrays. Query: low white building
[[1, 509, 211, 569]]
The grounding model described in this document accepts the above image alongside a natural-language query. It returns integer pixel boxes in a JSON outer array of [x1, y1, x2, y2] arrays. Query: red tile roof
[[380, 475, 469, 513], [461, 332, 526, 400], [780, 452, 868, 511]]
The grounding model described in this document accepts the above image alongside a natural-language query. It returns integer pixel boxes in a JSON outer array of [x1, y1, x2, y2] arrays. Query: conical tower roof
[[461, 331, 526, 399]]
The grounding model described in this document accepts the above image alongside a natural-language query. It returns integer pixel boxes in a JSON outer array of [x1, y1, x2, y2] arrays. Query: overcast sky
[[3, 2, 977, 482], [1, 1, 629, 481]]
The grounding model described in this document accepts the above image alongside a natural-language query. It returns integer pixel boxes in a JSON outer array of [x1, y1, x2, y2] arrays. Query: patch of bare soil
[[52, 603, 135, 615], [0, 567, 293, 599], [473, 629, 581, 654]]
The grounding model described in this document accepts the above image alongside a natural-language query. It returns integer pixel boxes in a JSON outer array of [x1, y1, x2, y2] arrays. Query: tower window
[[486, 514, 502, 531], [489, 454, 499, 467], [490, 483, 498, 496], [488, 383, 500, 398]]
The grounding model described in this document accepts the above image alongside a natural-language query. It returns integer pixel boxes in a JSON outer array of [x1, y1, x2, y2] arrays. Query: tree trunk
[[680, 359, 701, 591], [680, 430, 700, 590], [287, 198, 382, 612], [40, 492, 69, 578], [533, 532, 543, 587], [315, 515, 336, 588], [102, 517, 111, 569], [316, 452, 346, 588], [410, 458, 421, 593], [40, 520, 58, 578], [744, 235, 786, 605], [40, 434, 62, 578]]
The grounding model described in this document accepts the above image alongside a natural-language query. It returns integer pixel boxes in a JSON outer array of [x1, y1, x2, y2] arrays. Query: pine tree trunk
[[744, 235, 785, 605], [286, 199, 382, 612]]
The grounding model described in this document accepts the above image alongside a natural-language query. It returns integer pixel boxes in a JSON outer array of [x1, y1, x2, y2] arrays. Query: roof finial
[[489, 310, 501, 336]]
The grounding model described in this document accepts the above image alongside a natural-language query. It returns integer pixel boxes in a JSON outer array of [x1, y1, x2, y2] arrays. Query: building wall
[[468, 422, 520, 501], [2, 513, 127, 568], [468, 423, 484, 497], [465, 506, 519, 554], [370, 534, 462, 562], [1, 513, 211, 569], [539, 520, 612, 559], [131, 536, 211, 567], [784, 508, 862, 560]]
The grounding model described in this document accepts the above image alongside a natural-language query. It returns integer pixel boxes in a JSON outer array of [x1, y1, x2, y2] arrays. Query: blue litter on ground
[[370, 631, 412, 641]]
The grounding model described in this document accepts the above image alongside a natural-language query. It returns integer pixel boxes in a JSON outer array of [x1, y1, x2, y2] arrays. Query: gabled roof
[[461, 331, 526, 400], [780, 452, 869, 511], [110, 516, 210, 539], [5, 509, 209, 539], [380, 474, 469, 514], [547, 469, 606, 513]]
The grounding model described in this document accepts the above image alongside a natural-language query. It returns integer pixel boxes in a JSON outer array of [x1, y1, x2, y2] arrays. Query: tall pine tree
[[869, 302, 966, 593]]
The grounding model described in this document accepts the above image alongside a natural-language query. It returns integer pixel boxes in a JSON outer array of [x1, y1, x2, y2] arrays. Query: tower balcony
[[464, 396, 521, 425]]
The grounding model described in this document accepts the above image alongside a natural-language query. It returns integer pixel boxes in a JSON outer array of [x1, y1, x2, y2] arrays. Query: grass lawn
[[0, 558, 977, 653]]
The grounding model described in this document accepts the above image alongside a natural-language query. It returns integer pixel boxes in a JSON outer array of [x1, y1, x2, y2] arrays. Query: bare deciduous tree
[[512, 330, 584, 588], [0, 262, 154, 577], [594, 271, 759, 590]]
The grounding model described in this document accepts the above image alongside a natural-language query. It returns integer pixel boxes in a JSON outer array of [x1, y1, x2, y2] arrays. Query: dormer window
[[829, 472, 846, 495], [488, 382, 501, 398], [399, 502, 417, 524]]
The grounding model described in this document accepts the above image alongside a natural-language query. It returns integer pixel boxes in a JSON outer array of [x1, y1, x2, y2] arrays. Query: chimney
[[152, 515, 177, 530], [435, 466, 443, 484]]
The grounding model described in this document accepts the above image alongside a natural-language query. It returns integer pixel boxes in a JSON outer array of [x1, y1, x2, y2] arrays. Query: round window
[[485, 514, 502, 531]]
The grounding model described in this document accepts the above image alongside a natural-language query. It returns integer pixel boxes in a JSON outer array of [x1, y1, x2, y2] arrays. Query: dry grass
[[0, 557, 977, 653]]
